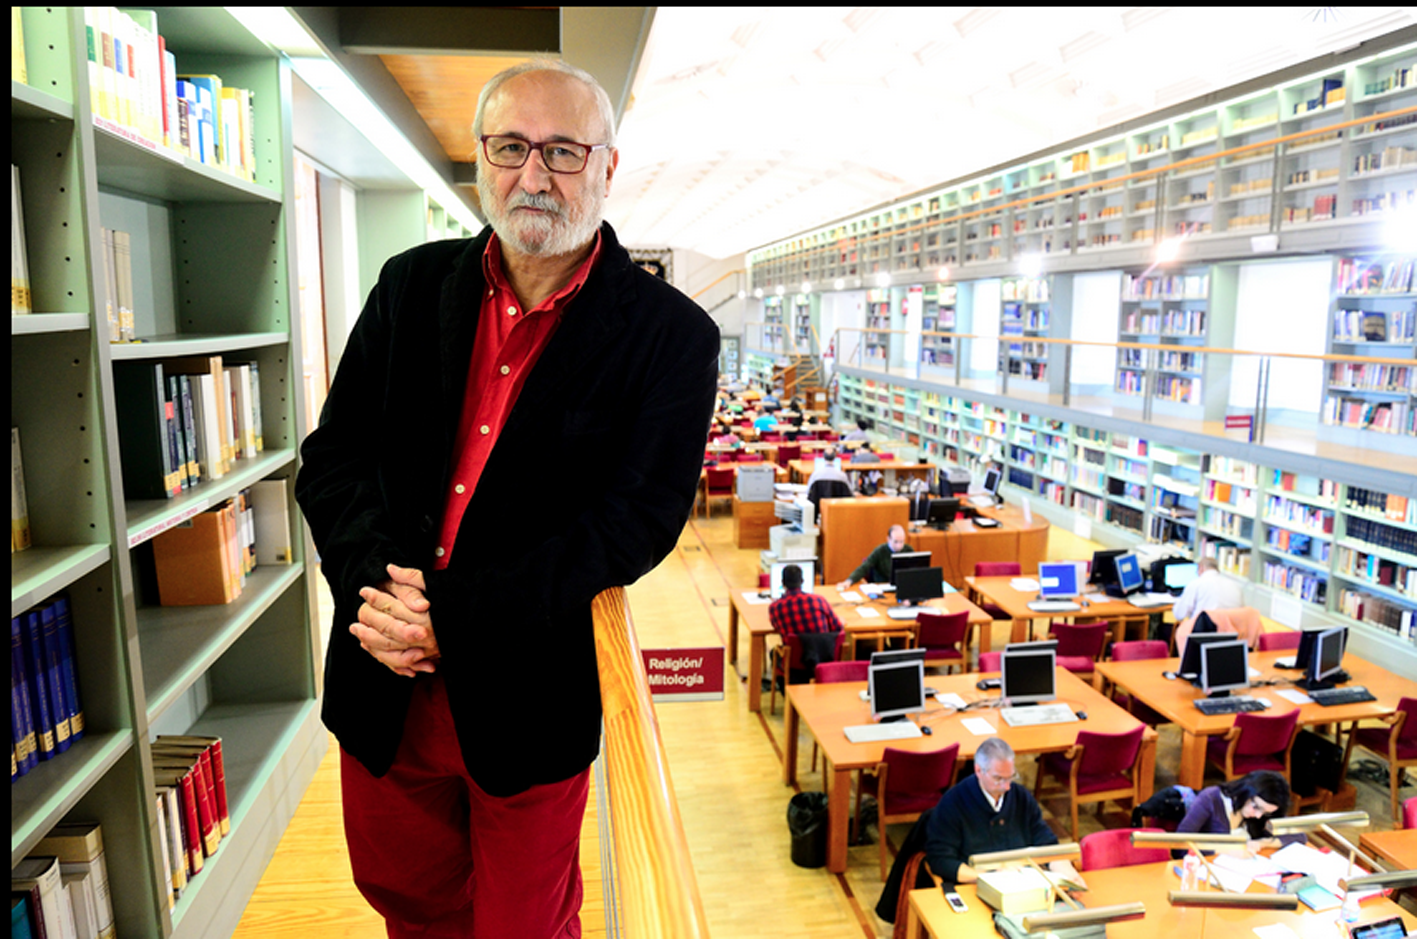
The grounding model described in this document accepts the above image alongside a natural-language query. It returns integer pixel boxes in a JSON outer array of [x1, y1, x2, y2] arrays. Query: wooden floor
[[234, 512, 1406, 938]]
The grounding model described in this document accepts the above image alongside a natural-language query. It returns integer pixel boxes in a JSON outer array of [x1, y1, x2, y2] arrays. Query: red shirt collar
[[482, 228, 603, 313]]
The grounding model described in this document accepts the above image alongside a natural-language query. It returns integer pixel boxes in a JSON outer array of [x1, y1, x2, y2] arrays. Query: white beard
[[478, 165, 604, 257]]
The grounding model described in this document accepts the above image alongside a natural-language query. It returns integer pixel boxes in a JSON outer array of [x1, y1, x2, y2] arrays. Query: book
[[112, 229, 134, 342], [10, 855, 71, 939], [35, 603, 73, 755], [153, 790, 178, 908], [13, 426, 31, 552], [11, 615, 38, 776], [111, 361, 176, 500], [152, 756, 219, 857], [12, 164, 31, 315], [166, 356, 230, 477], [20, 609, 61, 761], [100, 228, 119, 342], [151, 508, 236, 605], [151, 767, 203, 876], [12, 8, 26, 84], [12, 894, 36, 939], [35, 824, 115, 939], [154, 736, 229, 835], [60, 870, 98, 939]]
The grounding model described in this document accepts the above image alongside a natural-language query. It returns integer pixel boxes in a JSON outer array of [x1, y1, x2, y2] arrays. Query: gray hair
[[472, 58, 617, 149], [975, 737, 1014, 771]]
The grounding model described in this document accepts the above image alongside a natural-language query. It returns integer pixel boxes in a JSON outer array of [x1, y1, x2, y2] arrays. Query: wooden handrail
[[690, 268, 746, 301], [591, 587, 710, 939]]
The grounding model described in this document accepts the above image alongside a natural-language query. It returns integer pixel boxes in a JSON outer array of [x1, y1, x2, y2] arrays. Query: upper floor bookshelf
[[1324, 256, 1417, 439]]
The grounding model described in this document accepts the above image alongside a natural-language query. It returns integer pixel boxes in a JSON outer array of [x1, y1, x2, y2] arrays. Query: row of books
[[1106, 503, 1144, 534], [1205, 478, 1257, 510], [99, 227, 136, 343], [13, 165, 31, 315], [1154, 375, 1201, 404], [1294, 78, 1345, 116], [1200, 539, 1252, 577], [1332, 308, 1417, 343], [1338, 258, 1415, 295], [1271, 471, 1339, 502], [150, 734, 230, 911], [1264, 495, 1336, 535], [1352, 190, 1417, 217], [1262, 560, 1328, 604], [1338, 589, 1417, 641], [13, 427, 31, 554], [1345, 487, 1417, 525], [112, 356, 263, 501], [1334, 546, 1416, 597], [83, 7, 256, 183], [12, 594, 85, 781], [150, 481, 291, 606], [1201, 505, 1253, 540], [1000, 277, 1049, 303], [1353, 146, 1417, 175], [1071, 491, 1106, 522], [1362, 64, 1417, 97], [1321, 394, 1411, 435], [1265, 527, 1331, 563], [12, 822, 117, 939], [1328, 362, 1415, 392], [1206, 454, 1260, 485], [1346, 516, 1417, 560]]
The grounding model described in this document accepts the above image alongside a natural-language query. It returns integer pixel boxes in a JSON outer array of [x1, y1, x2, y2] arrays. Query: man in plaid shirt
[[769, 564, 844, 637]]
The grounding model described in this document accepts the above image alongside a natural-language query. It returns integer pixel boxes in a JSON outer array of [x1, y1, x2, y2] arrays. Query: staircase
[[785, 353, 829, 412]]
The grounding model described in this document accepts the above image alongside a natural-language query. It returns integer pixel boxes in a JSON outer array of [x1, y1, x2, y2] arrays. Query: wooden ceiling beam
[[339, 7, 560, 56]]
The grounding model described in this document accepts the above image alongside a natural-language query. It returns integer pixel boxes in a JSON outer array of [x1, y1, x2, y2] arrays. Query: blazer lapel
[[436, 234, 490, 440]]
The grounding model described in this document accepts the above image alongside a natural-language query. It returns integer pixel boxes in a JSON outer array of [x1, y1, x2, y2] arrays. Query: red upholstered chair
[[1405, 796, 1417, 830], [820, 431, 839, 441], [973, 563, 1020, 621], [758, 572, 770, 589], [914, 610, 972, 674], [875, 452, 895, 461], [1079, 828, 1171, 871], [775, 443, 802, 467], [737, 452, 764, 463], [701, 466, 735, 517], [815, 660, 868, 683], [1343, 697, 1417, 824], [1258, 630, 1302, 652], [760, 431, 784, 442], [1108, 640, 1171, 725], [979, 651, 1002, 674], [1047, 621, 1110, 679], [1035, 725, 1147, 840], [1207, 709, 1300, 782], [858, 744, 960, 878]]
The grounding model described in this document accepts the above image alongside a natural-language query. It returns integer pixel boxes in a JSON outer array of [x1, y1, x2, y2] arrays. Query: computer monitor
[[926, 498, 960, 530], [769, 559, 816, 599], [981, 465, 1003, 500], [1088, 549, 1126, 586], [1037, 561, 1080, 600], [868, 648, 926, 722], [1301, 626, 1349, 691], [1199, 639, 1250, 697], [889, 551, 932, 585], [1002, 647, 1057, 705], [1291, 626, 1345, 673], [1158, 561, 1200, 593], [894, 566, 945, 606], [1179, 631, 1234, 682], [1113, 553, 1144, 597]]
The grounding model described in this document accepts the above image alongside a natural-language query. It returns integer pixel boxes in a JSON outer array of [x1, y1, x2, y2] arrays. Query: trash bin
[[787, 791, 829, 868]]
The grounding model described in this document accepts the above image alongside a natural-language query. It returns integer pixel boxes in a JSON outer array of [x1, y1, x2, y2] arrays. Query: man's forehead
[[484, 71, 597, 127]]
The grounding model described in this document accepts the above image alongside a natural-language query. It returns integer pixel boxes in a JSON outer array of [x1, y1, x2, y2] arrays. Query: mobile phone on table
[[943, 889, 968, 913]]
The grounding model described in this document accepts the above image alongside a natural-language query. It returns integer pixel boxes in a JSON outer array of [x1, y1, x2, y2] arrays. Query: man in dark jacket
[[296, 58, 718, 938]]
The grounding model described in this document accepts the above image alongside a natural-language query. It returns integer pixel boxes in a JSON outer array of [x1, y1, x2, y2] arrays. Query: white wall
[[819, 290, 866, 368], [667, 247, 747, 335], [318, 174, 362, 372], [1228, 259, 1330, 415], [1070, 270, 1121, 392], [969, 278, 1002, 377]]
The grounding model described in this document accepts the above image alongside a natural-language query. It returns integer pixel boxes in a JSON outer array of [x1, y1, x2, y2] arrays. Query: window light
[[1018, 253, 1043, 278], [801, 281, 811, 294], [875, 272, 892, 288], [833, 278, 846, 291], [937, 267, 951, 281], [1156, 236, 1182, 263]]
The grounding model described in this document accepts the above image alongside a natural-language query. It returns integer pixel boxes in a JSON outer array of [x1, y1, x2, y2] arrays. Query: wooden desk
[[1094, 649, 1407, 791], [1361, 827, 1417, 870], [727, 585, 992, 713], [905, 858, 1417, 938], [788, 459, 933, 485], [965, 575, 1167, 651], [784, 669, 1155, 873]]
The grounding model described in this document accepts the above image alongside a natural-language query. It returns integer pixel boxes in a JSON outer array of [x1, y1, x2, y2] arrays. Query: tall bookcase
[[919, 283, 956, 370], [999, 276, 1051, 387], [12, 9, 324, 939], [1323, 255, 1417, 444]]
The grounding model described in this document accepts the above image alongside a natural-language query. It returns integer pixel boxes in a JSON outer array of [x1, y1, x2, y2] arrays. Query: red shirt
[[768, 588, 844, 637], [432, 231, 602, 569]]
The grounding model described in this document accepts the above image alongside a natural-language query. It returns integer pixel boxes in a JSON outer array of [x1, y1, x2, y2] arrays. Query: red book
[[157, 736, 229, 836], [153, 767, 204, 875]]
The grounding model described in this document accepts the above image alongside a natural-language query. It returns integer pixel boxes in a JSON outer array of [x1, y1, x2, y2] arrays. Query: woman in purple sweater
[[1175, 770, 1304, 857]]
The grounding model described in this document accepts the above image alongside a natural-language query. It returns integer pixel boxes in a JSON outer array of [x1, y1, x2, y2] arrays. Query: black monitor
[[1180, 631, 1234, 683], [1088, 549, 1126, 586], [895, 566, 945, 606], [926, 498, 960, 530], [868, 648, 927, 722], [1199, 639, 1250, 698], [1002, 647, 1056, 705], [981, 465, 1003, 500], [1298, 626, 1349, 691], [890, 551, 932, 585]]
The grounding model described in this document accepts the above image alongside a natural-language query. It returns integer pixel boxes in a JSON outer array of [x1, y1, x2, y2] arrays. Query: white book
[[112, 229, 134, 341], [236, 363, 255, 456], [154, 789, 176, 908], [13, 426, 31, 553], [251, 478, 292, 565], [223, 365, 245, 461], [13, 163, 32, 315], [34, 822, 116, 939], [12, 855, 72, 939], [61, 869, 100, 939]]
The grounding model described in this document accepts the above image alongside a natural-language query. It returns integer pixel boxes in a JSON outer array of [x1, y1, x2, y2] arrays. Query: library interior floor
[[231, 513, 1410, 939]]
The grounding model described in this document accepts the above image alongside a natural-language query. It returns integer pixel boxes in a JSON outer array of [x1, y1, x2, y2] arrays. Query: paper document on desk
[[1270, 843, 1376, 899], [1276, 688, 1314, 706], [838, 590, 864, 603], [961, 717, 996, 735], [1009, 577, 1040, 591], [935, 692, 969, 710], [740, 591, 771, 605], [856, 607, 881, 618], [1213, 852, 1285, 890]]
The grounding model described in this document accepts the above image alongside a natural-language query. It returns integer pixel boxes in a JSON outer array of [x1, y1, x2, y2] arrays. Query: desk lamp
[[969, 844, 1146, 930], [1129, 831, 1299, 910]]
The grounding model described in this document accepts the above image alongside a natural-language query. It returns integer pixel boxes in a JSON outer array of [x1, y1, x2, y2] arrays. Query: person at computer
[[843, 417, 870, 442], [836, 524, 912, 590], [768, 563, 844, 684], [850, 441, 877, 463], [1171, 557, 1244, 622], [1173, 770, 1303, 858], [752, 409, 779, 432], [805, 447, 850, 489], [923, 737, 1083, 886]]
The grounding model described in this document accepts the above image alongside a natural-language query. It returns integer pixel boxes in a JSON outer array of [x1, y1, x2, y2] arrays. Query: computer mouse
[[921, 725, 933, 736], [1074, 711, 1087, 721], [976, 678, 1000, 691]]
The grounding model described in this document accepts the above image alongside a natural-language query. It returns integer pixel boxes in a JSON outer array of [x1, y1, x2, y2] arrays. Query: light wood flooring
[[233, 513, 1406, 938]]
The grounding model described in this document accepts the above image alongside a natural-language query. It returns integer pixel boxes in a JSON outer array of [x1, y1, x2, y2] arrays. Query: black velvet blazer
[[296, 223, 720, 796]]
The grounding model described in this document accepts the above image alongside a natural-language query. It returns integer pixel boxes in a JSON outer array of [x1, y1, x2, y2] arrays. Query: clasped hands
[[352, 563, 440, 677]]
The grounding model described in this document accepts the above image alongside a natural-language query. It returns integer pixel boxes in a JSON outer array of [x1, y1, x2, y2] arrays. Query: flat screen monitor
[[1037, 561, 1080, 600], [1088, 549, 1126, 586], [890, 551, 932, 585], [895, 566, 945, 606], [1307, 626, 1348, 687], [868, 648, 926, 721], [1160, 561, 1200, 592], [982, 465, 1003, 498], [1291, 627, 1344, 673], [927, 498, 960, 530], [1114, 553, 1145, 596], [1179, 631, 1234, 682], [1002, 648, 1056, 705], [1199, 639, 1250, 697], [769, 559, 816, 599]]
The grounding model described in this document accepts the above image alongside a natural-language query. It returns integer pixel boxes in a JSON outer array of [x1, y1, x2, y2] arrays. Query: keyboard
[[1128, 593, 1174, 609], [1194, 695, 1268, 715], [1000, 703, 1079, 727], [887, 606, 922, 620], [1309, 685, 1377, 707], [1028, 600, 1081, 613], [843, 721, 924, 744], [969, 495, 995, 508]]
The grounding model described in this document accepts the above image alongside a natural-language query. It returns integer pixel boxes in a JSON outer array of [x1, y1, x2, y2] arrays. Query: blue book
[[12, 893, 34, 939], [49, 596, 84, 743], [36, 603, 72, 755], [20, 610, 58, 761], [11, 616, 38, 776]]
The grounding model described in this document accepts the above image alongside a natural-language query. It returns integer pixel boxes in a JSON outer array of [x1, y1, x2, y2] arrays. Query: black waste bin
[[787, 791, 829, 868]]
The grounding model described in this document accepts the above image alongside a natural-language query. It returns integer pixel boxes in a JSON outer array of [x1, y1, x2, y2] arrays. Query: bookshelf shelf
[[93, 128, 281, 205], [107, 331, 291, 361], [10, 730, 135, 863], [124, 449, 297, 548], [11, 78, 73, 119], [10, 544, 112, 618], [10, 312, 91, 334]]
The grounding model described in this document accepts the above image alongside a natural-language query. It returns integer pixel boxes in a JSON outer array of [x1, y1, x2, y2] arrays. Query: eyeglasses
[[479, 135, 611, 175], [984, 771, 1019, 786]]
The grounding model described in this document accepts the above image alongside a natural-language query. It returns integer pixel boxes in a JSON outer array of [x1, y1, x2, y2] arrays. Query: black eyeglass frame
[[478, 134, 612, 175]]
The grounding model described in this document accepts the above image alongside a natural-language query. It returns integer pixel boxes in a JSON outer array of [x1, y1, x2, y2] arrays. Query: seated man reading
[[836, 524, 911, 591], [768, 564, 843, 684], [924, 737, 1082, 886]]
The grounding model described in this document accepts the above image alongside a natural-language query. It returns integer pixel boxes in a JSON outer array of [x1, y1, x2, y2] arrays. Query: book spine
[[50, 596, 84, 741], [12, 615, 38, 775], [21, 610, 57, 760], [36, 604, 72, 755]]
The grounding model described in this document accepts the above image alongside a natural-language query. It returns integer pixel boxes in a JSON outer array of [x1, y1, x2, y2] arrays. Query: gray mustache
[[509, 193, 563, 215]]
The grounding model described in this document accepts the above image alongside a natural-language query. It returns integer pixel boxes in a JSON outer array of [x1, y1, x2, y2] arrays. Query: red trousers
[[340, 673, 589, 939]]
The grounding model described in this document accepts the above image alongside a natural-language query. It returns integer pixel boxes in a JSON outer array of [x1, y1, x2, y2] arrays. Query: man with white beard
[[296, 59, 720, 938]]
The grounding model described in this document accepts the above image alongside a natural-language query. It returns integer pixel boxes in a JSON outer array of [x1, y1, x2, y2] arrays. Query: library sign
[[640, 647, 724, 703]]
